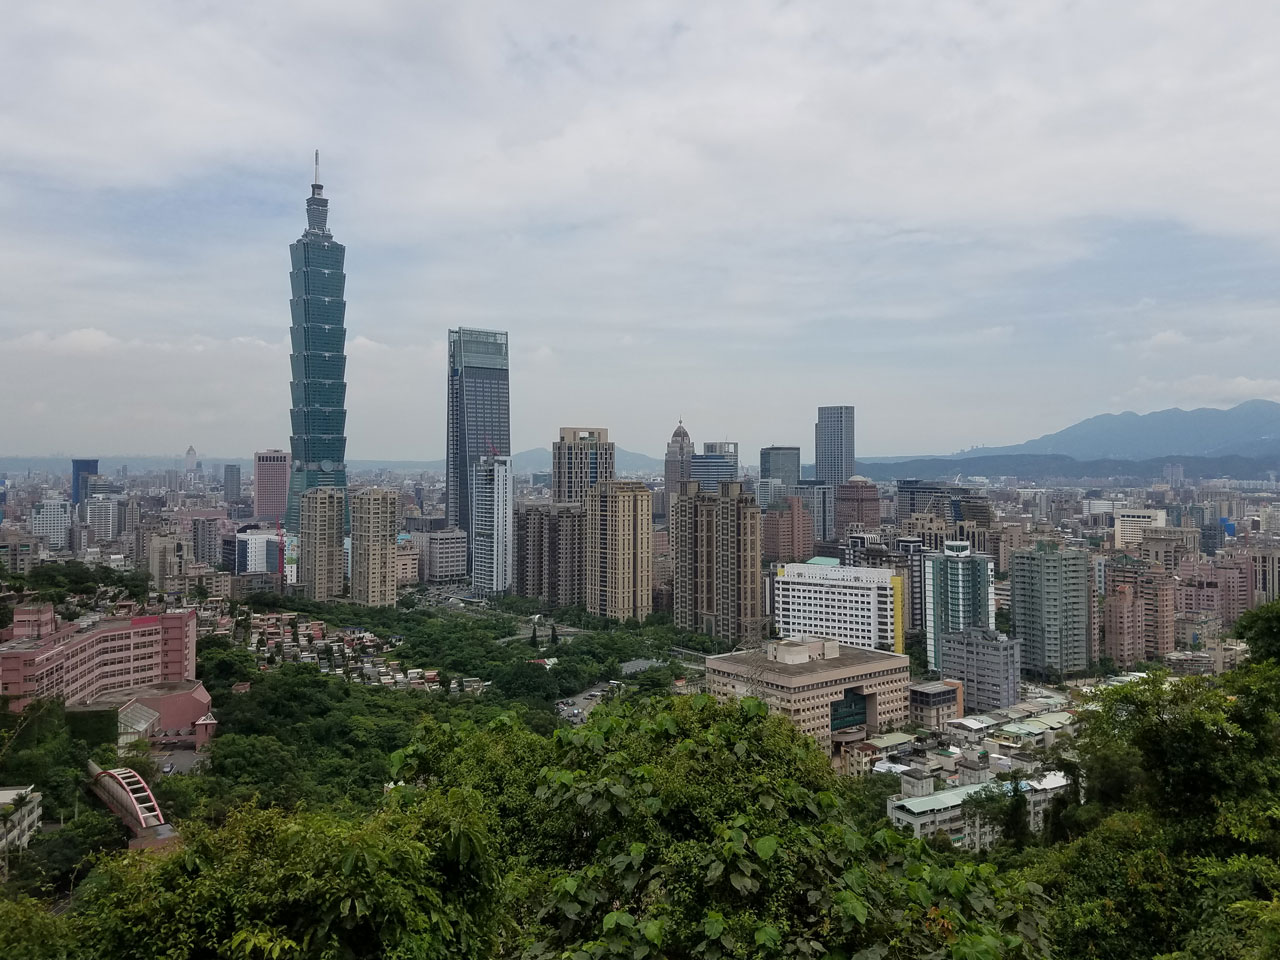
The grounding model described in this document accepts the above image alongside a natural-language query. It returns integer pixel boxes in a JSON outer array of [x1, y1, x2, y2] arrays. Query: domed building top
[[671, 420, 690, 441]]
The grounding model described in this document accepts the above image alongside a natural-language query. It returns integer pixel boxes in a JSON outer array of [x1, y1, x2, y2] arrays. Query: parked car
[[162, 762, 175, 775]]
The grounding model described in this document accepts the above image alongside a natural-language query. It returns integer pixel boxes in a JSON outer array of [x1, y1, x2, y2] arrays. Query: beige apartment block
[[552, 427, 615, 505], [351, 488, 399, 607], [586, 480, 652, 622], [706, 637, 909, 756], [300, 488, 346, 602], [670, 481, 768, 646]]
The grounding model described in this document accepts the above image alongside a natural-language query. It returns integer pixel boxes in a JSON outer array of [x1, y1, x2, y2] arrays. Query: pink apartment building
[[0, 605, 197, 711]]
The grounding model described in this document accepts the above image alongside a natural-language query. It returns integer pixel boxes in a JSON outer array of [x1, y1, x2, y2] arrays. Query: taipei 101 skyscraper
[[285, 152, 349, 532]]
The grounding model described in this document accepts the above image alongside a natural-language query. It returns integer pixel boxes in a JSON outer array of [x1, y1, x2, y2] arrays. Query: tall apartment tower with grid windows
[[299, 487, 346, 602], [670, 481, 769, 646], [351, 488, 399, 607], [552, 427, 615, 504], [586, 481, 653, 622], [285, 158, 349, 532]]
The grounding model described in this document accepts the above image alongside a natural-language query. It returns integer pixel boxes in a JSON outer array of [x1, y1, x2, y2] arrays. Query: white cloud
[[1147, 330, 1190, 348], [7, 328, 122, 353], [3, 2, 1280, 458]]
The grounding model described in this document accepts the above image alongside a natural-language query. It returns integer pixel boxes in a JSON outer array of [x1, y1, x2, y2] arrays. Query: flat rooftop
[[909, 681, 956, 695], [0, 617, 136, 652], [708, 643, 907, 679], [69, 679, 207, 709]]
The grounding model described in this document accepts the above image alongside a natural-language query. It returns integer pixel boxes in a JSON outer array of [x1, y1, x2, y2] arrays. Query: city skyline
[[7, 5, 1280, 460]]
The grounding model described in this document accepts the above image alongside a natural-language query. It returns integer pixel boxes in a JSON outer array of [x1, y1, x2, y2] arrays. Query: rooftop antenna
[[313, 149, 320, 185]]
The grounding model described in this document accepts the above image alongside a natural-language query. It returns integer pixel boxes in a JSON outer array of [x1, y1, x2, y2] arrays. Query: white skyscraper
[[29, 498, 74, 551], [815, 406, 856, 484], [774, 562, 904, 652], [470, 456, 514, 595], [84, 496, 121, 543], [923, 542, 996, 670]]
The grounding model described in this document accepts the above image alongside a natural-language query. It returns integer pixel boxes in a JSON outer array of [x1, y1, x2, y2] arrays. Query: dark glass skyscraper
[[446, 328, 510, 534], [71, 458, 99, 507], [759, 446, 801, 488], [285, 168, 348, 532]]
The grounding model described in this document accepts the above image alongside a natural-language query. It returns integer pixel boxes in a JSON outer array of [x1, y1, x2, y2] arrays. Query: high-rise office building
[[446, 328, 511, 535], [586, 481, 652, 622], [515, 502, 586, 608], [814, 406, 855, 484], [670, 481, 768, 646], [923, 542, 995, 671], [84, 496, 121, 544], [691, 442, 739, 493], [285, 166, 349, 532], [759, 446, 801, 489], [940, 627, 1021, 715], [184, 446, 198, 474], [29, 498, 73, 551], [147, 531, 192, 593], [299, 487, 346, 602], [774, 562, 903, 652], [350, 488, 399, 607], [1011, 542, 1091, 677], [835, 478, 880, 533], [763, 496, 815, 564], [1113, 509, 1167, 550], [470, 456, 514, 596], [413, 527, 468, 584], [754, 478, 785, 511], [191, 517, 221, 566], [254, 450, 290, 524], [664, 421, 695, 509], [704, 441, 738, 469], [895, 480, 968, 525], [70, 458, 99, 507], [224, 464, 242, 501], [552, 427, 615, 504], [122, 498, 142, 535], [778, 483, 836, 542]]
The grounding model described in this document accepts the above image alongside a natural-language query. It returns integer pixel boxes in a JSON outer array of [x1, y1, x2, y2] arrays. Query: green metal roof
[[803, 556, 843, 566]]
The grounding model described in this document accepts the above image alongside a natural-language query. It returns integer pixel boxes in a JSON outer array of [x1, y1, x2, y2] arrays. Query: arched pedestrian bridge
[[87, 761, 175, 847]]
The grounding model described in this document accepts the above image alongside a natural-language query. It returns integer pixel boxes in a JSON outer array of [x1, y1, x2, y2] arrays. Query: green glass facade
[[285, 181, 348, 532], [830, 687, 868, 731]]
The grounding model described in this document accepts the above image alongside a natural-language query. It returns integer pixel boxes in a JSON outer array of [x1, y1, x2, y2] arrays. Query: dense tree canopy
[[1022, 664, 1280, 959], [392, 695, 1051, 959], [0, 561, 149, 606], [13, 598, 1280, 958], [1237, 603, 1280, 664]]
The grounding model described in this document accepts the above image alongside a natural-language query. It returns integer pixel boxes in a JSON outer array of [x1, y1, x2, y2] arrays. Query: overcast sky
[[5, 2, 1280, 463]]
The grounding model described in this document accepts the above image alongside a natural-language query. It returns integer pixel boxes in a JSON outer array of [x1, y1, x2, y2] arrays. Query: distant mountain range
[[948, 399, 1280, 461], [506, 447, 664, 474], [8, 401, 1280, 483], [855, 452, 1280, 483]]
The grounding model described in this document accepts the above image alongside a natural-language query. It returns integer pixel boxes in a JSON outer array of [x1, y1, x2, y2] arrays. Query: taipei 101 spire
[[285, 150, 349, 531]]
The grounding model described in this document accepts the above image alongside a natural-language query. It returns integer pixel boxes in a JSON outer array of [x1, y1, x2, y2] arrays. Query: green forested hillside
[[4, 602, 1280, 958]]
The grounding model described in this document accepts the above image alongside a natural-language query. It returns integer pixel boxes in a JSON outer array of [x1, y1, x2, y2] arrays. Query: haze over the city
[[5, 2, 1280, 459]]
